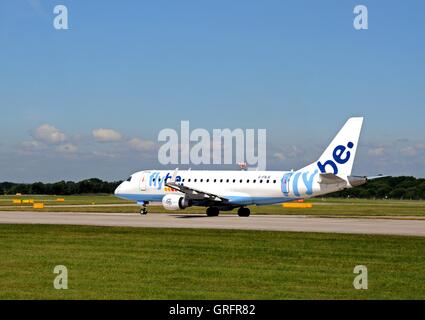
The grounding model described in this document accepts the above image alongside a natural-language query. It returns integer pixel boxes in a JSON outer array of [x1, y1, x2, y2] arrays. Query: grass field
[[0, 224, 424, 299], [1, 195, 425, 217], [0, 194, 132, 206]]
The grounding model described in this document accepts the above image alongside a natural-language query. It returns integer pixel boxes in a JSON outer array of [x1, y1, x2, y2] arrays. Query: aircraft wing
[[166, 168, 227, 202], [165, 182, 227, 202]]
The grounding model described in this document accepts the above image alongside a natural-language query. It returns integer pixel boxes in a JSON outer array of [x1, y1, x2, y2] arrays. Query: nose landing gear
[[139, 201, 149, 215]]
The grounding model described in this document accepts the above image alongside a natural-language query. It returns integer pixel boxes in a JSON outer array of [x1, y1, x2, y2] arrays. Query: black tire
[[206, 207, 219, 217], [140, 208, 148, 215], [237, 207, 250, 217]]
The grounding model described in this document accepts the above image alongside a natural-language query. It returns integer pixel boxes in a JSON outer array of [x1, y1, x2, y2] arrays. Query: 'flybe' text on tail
[[315, 117, 363, 177]]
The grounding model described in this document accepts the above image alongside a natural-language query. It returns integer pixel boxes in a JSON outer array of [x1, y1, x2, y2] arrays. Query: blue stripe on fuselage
[[115, 193, 300, 206], [227, 196, 300, 205]]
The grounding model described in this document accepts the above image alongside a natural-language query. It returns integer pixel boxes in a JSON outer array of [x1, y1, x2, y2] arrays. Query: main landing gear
[[237, 207, 250, 217], [206, 207, 251, 217], [140, 201, 149, 215], [206, 207, 219, 217]]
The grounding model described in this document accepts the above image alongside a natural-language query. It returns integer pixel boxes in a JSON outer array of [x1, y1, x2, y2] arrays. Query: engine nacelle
[[162, 194, 191, 210]]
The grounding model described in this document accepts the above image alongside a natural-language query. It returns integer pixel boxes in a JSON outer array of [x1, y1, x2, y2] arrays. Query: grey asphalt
[[1, 211, 425, 237]]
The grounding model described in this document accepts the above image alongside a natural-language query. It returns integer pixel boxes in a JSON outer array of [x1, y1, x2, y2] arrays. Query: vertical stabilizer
[[315, 117, 363, 177]]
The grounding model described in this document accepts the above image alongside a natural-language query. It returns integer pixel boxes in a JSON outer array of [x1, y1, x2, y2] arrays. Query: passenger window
[[273, 180, 276, 183], [247, 180, 250, 183], [260, 180, 263, 183], [194, 179, 197, 182], [253, 180, 256, 183], [220, 179, 223, 183], [266, 180, 269, 183], [240, 179, 243, 183], [226, 179, 229, 183], [214, 179, 217, 183], [188, 179, 191, 182], [206, 179, 209, 182], [200, 179, 203, 182], [233, 179, 236, 183]]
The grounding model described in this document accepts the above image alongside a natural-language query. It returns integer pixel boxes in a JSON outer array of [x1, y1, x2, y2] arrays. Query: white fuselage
[[114, 168, 349, 206]]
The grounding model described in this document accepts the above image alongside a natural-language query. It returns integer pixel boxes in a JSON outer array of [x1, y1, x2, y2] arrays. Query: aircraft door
[[281, 172, 293, 196], [140, 172, 147, 191]]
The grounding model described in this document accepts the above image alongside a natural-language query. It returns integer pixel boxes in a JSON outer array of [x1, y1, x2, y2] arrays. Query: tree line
[[1, 176, 424, 200], [0, 178, 121, 195], [330, 176, 425, 200]]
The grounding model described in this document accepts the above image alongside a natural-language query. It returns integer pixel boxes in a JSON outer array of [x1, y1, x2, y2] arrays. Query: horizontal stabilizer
[[365, 174, 389, 180], [348, 174, 389, 187], [318, 173, 347, 185]]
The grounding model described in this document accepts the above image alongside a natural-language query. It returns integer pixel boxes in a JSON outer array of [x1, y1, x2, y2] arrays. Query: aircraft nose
[[114, 182, 123, 195]]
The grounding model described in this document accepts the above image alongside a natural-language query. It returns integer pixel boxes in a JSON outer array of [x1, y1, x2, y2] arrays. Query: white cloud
[[92, 150, 117, 158], [283, 146, 305, 159], [19, 140, 47, 154], [34, 124, 66, 144], [21, 140, 43, 149], [368, 147, 385, 157], [415, 143, 425, 150], [92, 128, 122, 142], [400, 146, 417, 157], [55, 143, 77, 154], [128, 138, 155, 151], [273, 152, 286, 161]]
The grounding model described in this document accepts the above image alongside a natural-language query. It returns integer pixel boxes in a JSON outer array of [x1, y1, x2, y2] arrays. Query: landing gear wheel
[[237, 207, 250, 217], [206, 207, 219, 217], [140, 203, 148, 215]]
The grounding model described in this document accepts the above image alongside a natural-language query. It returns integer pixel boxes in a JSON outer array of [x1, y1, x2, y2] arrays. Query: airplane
[[114, 117, 379, 217]]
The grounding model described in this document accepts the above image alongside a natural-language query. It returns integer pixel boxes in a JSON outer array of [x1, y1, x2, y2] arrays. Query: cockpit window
[[126, 176, 132, 182]]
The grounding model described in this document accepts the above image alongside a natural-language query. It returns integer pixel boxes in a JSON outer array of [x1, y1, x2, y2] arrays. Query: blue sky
[[0, 0, 424, 182]]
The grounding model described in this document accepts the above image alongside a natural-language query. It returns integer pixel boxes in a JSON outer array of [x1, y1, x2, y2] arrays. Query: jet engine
[[162, 194, 192, 210]]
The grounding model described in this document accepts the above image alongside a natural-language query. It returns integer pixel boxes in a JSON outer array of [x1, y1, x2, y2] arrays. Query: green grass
[[0, 224, 424, 299], [0, 194, 132, 206], [1, 195, 425, 217]]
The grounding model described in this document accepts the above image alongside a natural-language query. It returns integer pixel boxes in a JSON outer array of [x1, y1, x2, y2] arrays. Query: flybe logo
[[280, 141, 354, 197], [317, 142, 354, 174], [149, 172, 182, 190], [281, 170, 318, 197]]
